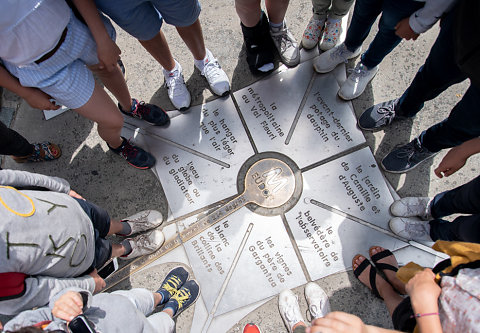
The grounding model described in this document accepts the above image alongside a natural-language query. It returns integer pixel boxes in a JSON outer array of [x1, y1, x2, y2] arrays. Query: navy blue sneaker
[[157, 266, 189, 305], [164, 280, 200, 318], [381, 137, 436, 173], [358, 99, 407, 131], [109, 137, 156, 169], [119, 99, 170, 126]]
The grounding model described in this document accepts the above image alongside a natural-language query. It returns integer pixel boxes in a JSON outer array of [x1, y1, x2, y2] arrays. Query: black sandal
[[369, 247, 398, 273], [353, 255, 383, 300]]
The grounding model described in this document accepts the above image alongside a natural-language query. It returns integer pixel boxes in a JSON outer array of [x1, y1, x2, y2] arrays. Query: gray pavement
[[1, 1, 478, 332]]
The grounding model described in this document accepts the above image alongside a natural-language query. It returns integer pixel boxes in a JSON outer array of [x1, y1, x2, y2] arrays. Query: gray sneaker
[[390, 197, 433, 220], [389, 217, 433, 244], [270, 22, 300, 67], [358, 99, 407, 131], [381, 137, 437, 174], [120, 210, 163, 236], [120, 229, 165, 260]]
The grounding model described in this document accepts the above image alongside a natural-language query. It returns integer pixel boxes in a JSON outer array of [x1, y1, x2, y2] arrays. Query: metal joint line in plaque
[[230, 93, 259, 154]]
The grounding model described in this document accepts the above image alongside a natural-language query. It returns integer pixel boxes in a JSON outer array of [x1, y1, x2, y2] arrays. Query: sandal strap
[[375, 262, 398, 273], [353, 258, 382, 300], [370, 249, 394, 263]]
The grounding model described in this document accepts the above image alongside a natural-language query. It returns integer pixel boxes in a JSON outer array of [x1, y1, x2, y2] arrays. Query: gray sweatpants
[[311, 0, 354, 20]]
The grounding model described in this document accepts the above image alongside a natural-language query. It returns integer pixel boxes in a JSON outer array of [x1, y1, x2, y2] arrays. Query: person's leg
[[89, 64, 132, 112], [343, 0, 383, 52], [0, 121, 33, 156], [236, 0, 262, 27], [139, 32, 176, 71], [265, 0, 289, 24], [312, 0, 332, 21], [429, 215, 480, 243], [397, 8, 467, 117], [330, 0, 355, 19], [176, 19, 206, 61], [430, 175, 480, 218]]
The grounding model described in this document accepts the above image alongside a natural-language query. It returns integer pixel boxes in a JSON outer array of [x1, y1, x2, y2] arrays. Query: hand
[[406, 269, 441, 311], [21, 88, 60, 110], [96, 38, 121, 72], [434, 146, 467, 178], [395, 18, 419, 40], [307, 312, 368, 333], [52, 291, 83, 322], [89, 269, 106, 293], [69, 189, 85, 200]]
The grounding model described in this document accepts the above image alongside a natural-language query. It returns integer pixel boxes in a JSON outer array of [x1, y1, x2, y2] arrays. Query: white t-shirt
[[0, 0, 70, 66]]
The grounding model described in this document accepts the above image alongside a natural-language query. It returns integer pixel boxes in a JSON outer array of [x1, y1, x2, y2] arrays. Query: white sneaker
[[338, 62, 379, 100], [390, 197, 433, 220], [319, 18, 342, 51], [120, 229, 165, 260], [313, 43, 361, 73], [389, 217, 433, 243], [279, 289, 305, 333], [195, 49, 230, 97], [163, 61, 191, 111], [305, 282, 330, 320], [120, 210, 164, 236], [270, 22, 300, 67], [302, 16, 325, 50]]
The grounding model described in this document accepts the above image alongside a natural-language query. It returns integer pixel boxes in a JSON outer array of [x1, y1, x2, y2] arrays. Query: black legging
[[0, 121, 33, 157]]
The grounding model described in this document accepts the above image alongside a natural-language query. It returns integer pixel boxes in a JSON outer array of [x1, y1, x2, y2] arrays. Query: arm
[[0, 169, 71, 194], [0, 65, 59, 110], [405, 269, 443, 333], [435, 137, 480, 177], [308, 312, 403, 333], [71, 0, 121, 71]]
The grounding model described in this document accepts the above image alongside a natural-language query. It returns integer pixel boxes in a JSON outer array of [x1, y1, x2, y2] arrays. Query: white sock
[[269, 20, 284, 29], [194, 49, 211, 71], [164, 60, 179, 74]]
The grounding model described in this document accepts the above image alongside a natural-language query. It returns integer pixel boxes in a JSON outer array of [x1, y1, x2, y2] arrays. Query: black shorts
[[392, 297, 416, 332]]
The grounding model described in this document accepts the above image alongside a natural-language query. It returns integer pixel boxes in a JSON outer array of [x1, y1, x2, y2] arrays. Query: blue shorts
[[4, 10, 116, 109], [95, 0, 201, 41]]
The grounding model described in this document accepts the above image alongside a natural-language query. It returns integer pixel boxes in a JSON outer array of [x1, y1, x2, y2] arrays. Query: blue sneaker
[[381, 137, 436, 173], [119, 99, 170, 126], [109, 137, 156, 169], [157, 266, 189, 305], [358, 99, 407, 131], [164, 280, 200, 318]]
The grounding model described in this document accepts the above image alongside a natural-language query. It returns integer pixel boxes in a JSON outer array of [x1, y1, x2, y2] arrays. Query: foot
[[118, 210, 164, 236], [163, 61, 191, 111], [305, 282, 330, 320], [195, 49, 230, 97], [302, 15, 325, 50], [109, 137, 156, 169], [319, 17, 342, 51], [381, 137, 437, 173], [157, 266, 189, 304], [369, 246, 405, 294], [358, 99, 406, 131], [338, 62, 378, 100], [120, 229, 165, 259], [278, 289, 305, 333], [270, 21, 300, 67], [352, 254, 391, 300], [313, 43, 361, 73], [12, 141, 62, 163], [243, 323, 262, 333], [389, 217, 433, 244], [164, 280, 200, 318], [119, 99, 170, 126], [241, 12, 275, 74], [390, 197, 433, 220]]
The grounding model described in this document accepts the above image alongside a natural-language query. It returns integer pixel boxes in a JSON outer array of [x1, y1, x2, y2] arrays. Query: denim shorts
[[95, 0, 201, 41], [74, 198, 112, 270], [4, 10, 116, 109]]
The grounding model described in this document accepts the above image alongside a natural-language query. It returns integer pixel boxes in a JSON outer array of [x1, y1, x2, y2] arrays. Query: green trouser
[[311, 0, 354, 20]]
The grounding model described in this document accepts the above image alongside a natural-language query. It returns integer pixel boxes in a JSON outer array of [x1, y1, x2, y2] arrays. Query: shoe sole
[[380, 152, 438, 174], [172, 279, 201, 319]]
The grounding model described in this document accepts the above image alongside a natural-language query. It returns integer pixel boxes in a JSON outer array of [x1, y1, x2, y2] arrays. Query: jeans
[[396, 7, 480, 152], [0, 121, 33, 156], [344, 0, 423, 68], [429, 175, 480, 243]]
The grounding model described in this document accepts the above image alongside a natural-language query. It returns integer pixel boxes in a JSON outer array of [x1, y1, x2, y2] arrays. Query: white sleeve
[[409, 0, 458, 34]]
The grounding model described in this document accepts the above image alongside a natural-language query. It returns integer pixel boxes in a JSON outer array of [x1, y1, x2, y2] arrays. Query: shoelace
[[203, 59, 222, 80], [330, 44, 350, 61], [162, 275, 183, 297], [124, 211, 151, 224], [347, 64, 369, 81], [376, 105, 396, 125], [172, 287, 191, 309], [132, 101, 151, 118], [395, 139, 423, 160], [405, 221, 428, 237], [165, 70, 186, 96], [120, 141, 138, 159], [133, 233, 155, 249], [271, 28, 295, 53]]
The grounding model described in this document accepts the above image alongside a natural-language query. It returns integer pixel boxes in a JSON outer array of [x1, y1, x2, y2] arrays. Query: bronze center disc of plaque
[[237, 152, 303, 216]]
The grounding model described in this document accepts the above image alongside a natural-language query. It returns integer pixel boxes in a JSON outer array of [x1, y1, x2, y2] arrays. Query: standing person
[[94, 0, 231, 111], [302, 0, 354, 51], [236, 0, 300, 74], [313, 0, 457, 100], [1, 0, 169, 170], [0, 169, 165, 315], [3, 267, 200, 332]]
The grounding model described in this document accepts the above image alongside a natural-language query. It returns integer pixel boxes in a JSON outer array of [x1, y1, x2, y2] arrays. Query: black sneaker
[[119, 99, 170, 126], [164, 280, 200, 318], [157, 266, 189, 305], [381, 137, 437, 173], [358, 99, 405, 131], [109, 137, 156, 169]]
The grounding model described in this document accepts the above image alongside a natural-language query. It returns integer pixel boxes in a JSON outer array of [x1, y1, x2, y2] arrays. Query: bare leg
[[265, 0, 289, 24], [111, 243, 126, 258], [74, 83, 123, 148], [108, 220, 123, 235], [89, 64, 132, 111], [176, 19, 206, 60], [235, 0, 262, 27], [139, 31, 176, 71], [353, 255, 404, 317], [370, 246, 407, 294]]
